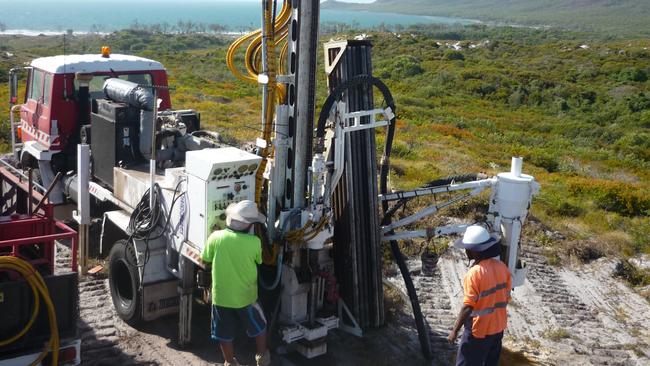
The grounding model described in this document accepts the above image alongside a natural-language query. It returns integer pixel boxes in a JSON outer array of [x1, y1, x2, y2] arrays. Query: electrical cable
[[125, 178, 186, 280], [0, 256, 59, 366]]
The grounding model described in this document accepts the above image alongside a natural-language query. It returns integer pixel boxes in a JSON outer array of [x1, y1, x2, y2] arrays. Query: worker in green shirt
[[201, 200, 270, 366]]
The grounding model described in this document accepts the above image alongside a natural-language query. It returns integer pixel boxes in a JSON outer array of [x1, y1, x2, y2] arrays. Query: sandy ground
[[386, 239, 650, 366], [55, 234, 650, 366]]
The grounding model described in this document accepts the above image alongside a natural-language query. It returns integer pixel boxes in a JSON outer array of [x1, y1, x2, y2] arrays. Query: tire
[[108, 239, 142, 325]]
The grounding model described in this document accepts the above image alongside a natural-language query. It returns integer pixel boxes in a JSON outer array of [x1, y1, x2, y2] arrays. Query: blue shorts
[[211, 302, 267, 342]]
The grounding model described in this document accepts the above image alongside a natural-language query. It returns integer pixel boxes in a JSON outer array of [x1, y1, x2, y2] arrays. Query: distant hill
[[322, 0, 650, 37]]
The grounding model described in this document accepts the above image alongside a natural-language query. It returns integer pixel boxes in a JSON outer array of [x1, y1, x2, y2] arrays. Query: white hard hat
[[454, 225, 500, 252], [225, 200, 266, 226]]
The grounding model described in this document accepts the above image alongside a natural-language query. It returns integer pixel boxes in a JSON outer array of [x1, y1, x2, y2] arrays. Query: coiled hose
[[0, 256, 59, 366]]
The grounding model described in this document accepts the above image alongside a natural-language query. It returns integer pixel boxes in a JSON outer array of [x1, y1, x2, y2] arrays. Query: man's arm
[[449, 270, 479, 343], [201, 233, 217, 266], [448, 304, 473, 344]]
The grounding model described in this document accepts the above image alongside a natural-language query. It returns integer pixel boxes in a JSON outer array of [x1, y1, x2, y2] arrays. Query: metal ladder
[[9, 104, 23, 160]]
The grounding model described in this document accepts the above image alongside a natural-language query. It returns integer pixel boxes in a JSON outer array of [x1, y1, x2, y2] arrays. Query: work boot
[[224, 358, 240, 366], [255, 350, 271, 366]]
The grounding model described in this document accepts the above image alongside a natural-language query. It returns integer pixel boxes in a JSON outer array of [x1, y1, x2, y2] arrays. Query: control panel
[[186, 148, 261, 250]]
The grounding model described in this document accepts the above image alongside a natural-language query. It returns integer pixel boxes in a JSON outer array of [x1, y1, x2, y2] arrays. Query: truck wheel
[[108, 239, 142, 324]]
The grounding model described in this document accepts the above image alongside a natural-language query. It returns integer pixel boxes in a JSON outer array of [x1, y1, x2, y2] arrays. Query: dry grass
[[541, 327, 571, 341]]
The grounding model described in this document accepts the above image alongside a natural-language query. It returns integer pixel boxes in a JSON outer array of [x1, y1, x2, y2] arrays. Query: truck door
[[20, 69, 53, 148]]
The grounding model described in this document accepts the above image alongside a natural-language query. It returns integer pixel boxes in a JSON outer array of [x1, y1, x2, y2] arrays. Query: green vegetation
[[1, 23, 649, 264], [323, 0, 650, 38]]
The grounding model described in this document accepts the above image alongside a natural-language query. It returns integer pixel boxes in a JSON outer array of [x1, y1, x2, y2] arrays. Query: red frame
[[0, 166, 78, 274], [0, 216, 78, 274]]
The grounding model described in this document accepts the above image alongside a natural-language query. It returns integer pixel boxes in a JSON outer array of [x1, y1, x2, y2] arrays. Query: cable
[[125, 178, 186, 276], [0, 256, 59, 366]]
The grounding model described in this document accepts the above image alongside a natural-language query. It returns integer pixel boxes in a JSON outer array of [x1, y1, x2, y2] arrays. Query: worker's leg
[[255, 331, 267, 355], [455, 329, 490, 366], [220, 341, 235, 363], [237, 301, 270, 366], [211, 305, 237, 363], [483, 332, 504, 366]]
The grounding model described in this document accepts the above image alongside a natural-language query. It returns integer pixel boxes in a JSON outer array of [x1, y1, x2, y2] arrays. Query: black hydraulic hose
[[372, 83, 433, 360], [425, 174, 479, 188], [316, 75, 396, 140], [387, 235, 433, 360]]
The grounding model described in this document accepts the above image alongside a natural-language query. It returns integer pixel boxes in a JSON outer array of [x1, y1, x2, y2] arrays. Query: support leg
[[178, 256, 194, 346]]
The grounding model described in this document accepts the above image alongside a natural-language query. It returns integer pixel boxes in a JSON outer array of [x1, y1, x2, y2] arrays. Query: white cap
[[225, 200, 266, 226]]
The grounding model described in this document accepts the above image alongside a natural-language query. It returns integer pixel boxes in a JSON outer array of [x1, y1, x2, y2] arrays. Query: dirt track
[[386, 239, 650, 366], [56, 235, 650, 365]]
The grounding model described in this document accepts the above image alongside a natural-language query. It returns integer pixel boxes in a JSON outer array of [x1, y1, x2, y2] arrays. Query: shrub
[[443, 50, 465, 61], [527, 151, 560, 173], [568, 179, 650, 217], [614, 133, 650, 162], [508, 90, 526, 107], [417, 84, 445, 98], [378, 55, 423, 79], [614, 260, 650, 287], [617, 67, 648, 83], [540, 192, 584, 217], [433, 70, 456, 86], [625, 93, 650, 112]]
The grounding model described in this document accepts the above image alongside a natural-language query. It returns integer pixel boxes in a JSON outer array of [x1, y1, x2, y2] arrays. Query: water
[[0, 0, 479, 33]]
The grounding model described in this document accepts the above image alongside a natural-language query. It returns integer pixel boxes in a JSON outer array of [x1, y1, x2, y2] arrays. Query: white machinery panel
[[186, 148, 261, 250]]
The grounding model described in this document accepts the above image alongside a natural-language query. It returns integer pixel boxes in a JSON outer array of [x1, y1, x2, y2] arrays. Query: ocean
[[0, 0, 479, 33]]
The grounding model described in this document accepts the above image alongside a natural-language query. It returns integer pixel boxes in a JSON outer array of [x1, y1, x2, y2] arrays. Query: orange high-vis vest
[[463, 258, 512, 338]]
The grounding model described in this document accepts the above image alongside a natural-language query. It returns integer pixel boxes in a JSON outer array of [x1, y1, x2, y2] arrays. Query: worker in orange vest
[[448, 225, 512, 366]]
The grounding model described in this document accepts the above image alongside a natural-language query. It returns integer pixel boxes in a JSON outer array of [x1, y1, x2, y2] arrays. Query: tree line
[[88, 20, 244, 35]]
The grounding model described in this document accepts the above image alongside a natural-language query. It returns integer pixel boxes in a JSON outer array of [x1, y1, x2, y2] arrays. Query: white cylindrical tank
[[497, 158, 535, 219]]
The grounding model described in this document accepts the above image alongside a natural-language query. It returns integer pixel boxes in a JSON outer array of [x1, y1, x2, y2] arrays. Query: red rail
[[0, 215, 78, 273], [0, 163, 78, 273]]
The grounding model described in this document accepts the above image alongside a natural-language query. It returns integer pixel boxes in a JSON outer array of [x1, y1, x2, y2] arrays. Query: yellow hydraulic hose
[[228, 0, 290, 83], [0, 256, 59, 366], [279, 41, 289, 77], [227, 0, 292, 208], [226, 30, 260, 83]]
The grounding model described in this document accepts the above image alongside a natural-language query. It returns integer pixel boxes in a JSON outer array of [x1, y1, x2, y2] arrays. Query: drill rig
[[4, 0, 539, 360]]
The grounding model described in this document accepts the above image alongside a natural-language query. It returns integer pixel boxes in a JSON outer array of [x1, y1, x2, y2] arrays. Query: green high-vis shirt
[[201, 229, 262, 308]]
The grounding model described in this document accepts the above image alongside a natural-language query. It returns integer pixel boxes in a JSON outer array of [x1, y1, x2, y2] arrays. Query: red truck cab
[[20, 53, 172, 156]]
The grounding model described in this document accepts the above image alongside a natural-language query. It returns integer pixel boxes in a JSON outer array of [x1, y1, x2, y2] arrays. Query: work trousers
[[455, 329, 503, 366]]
